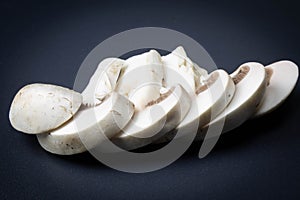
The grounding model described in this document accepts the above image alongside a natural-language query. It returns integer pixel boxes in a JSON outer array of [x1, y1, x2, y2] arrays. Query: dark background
[[1, 0, 299, 199]]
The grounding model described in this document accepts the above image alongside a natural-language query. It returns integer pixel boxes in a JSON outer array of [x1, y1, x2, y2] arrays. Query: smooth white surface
[[205, 62, 266, 134], [154, 69, 235, 144], [112, 85, 191, 150], [180, 70, 234, 129], [254, 60, 299, 117], [162, 46, 208, 94], [116, 50, 164, 111]]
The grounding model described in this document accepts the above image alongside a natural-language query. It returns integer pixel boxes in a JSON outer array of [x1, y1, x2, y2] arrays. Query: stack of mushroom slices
[[9, 46, 299, 155]]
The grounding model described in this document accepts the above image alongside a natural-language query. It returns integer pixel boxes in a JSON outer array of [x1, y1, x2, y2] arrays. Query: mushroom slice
[[162, 46, 208, 94], [154, 69, 235, 143], [200, 62, 267, 138], [37, 92, 134, 155], [9, 83, 82, 134], [254, 60, 299, 117], [81, 58, 127, 106], [116, 50, 164, 111], [111, 84, 191, 150]]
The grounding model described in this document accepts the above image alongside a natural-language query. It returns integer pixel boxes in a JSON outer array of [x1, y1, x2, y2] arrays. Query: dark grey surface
[[1, 0, 299, 199]]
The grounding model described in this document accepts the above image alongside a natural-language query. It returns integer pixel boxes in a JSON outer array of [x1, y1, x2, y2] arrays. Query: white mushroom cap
[[9, 83, 82, 134]]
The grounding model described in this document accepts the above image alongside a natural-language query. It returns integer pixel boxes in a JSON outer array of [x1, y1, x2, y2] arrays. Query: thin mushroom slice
[[81, 58, 127, 106], [155, 69, 235, 144], [111, 84, 191, 150], [199, 62, 267, 139], [9, 83, 82, 134], [116, 50, 164, 111], [37, 92, 134, 155], [162, 46, 208, 94], [254, 60, 299, 117]]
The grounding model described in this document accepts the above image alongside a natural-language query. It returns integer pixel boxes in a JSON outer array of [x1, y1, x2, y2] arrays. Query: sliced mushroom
[[254, 60, 299, 117], [199, 62, 267, 139], [111, 84, 191, 150], [116, 50, 164, 111], [155, 69, 235, 143], [37, 92, 134, 155], [81, 58, 127, 106], [162, 46, 208, 94], [9, 83, 82, 134]]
